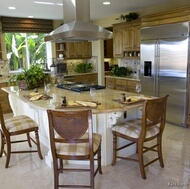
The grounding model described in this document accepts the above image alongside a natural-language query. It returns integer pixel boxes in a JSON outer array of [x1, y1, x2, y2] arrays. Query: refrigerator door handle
[[154, 40, 159, 96]]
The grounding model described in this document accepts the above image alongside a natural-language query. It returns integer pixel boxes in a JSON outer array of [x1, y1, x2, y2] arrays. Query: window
[[5, 33, 47, 70], [1, 16, 53, 71]]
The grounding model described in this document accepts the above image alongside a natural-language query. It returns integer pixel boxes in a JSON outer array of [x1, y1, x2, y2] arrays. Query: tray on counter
[[112, 98, 145, 105]]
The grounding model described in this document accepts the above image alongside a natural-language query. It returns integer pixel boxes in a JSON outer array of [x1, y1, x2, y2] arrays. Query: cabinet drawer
[[115, 79, 127, 85], [115, 79, 127, 91], [128, 80, 140, 93]]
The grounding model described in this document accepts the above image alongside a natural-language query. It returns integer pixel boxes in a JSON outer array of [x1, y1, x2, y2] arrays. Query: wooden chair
[[0, 103, 43, 168], [47, 109, 102, 189], [111, 95, 169, 179]]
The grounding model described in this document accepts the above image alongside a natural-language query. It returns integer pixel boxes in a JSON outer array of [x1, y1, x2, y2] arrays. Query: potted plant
[[9, 64, 49, 90], [75, 62, 93, 73], [116, 12, 139, 22], [111, 66, 133, 77]]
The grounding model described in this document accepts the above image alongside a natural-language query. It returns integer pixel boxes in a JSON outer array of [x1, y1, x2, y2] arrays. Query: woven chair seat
[[4, 115, 38, 133], [112, 119, 159, 139]]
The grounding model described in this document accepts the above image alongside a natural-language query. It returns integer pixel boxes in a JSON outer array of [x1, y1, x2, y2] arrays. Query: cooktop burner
[[57, 82, 106, 92]]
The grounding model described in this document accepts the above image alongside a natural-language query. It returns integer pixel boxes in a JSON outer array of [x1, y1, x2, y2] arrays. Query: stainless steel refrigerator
[[140, 22, 190, 127]]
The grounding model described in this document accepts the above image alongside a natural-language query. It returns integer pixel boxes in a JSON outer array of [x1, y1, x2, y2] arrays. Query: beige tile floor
[[0, 114, 190, 189]]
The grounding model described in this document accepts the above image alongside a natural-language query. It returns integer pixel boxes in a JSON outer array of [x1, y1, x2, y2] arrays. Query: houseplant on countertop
[[75, 62, 93, 73], [111, 66, 133, 77], [8, 64, 49, 90]]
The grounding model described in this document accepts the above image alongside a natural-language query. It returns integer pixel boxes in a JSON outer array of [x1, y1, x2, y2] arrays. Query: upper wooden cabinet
[[104, 39, 113, 58], [123, 25, 140, 51], [113, 19, 141, 58], [113, 27, 123, 58], [56, 42, 92, 59]]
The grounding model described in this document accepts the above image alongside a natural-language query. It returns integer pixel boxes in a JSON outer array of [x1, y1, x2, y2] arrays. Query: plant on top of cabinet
[[111, 66, 133, 77], [116, 12, 139, 22], [75, 62, 93, 73]]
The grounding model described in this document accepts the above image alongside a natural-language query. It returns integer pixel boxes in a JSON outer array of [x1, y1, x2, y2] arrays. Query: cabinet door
[[123, 27, 135, 51], [77, 42, 83, 58], [105, 77, 115, 89], [67, 43, 78, 58], [115, 79, 128, 91], [82, 42, 92, 58], [134, 26, 141, 50], [74, 74, 97, 84], [113, 28, 123, 57], [104, 39, 113, 58], [127, 80, 140, 93]]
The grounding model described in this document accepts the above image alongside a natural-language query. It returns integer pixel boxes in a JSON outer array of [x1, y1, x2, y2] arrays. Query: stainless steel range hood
[[44, 0, 113, 42]]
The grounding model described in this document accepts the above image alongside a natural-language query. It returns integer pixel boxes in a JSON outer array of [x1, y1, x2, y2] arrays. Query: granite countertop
[[2, 85, 143, 114]]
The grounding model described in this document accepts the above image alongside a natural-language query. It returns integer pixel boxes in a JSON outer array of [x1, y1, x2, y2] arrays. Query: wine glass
[[136, 83, 141, 95]]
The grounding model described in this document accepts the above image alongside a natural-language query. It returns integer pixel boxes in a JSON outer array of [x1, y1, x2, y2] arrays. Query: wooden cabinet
[[123, 25, 140, 51], [104, 39, 113, 58], [105, 77, 140, 93], [113, 19, 141, 58], [105, 77, 115, 89], [56, 42, 92, 59], [127, 80, 140, 93], [0, 83, 12, 113], [113, 27, 123, 58], [74, 73, 98, 84], [115, 79, 127, 91]]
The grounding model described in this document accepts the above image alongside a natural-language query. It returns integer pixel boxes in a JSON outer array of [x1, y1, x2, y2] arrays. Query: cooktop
[[57, 82, 106, 92]]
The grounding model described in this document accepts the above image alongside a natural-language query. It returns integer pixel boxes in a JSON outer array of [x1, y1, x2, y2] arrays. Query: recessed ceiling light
[[8, 7, 16, 10], [28, 16, 34, 18], [103, 1, 111, 5]]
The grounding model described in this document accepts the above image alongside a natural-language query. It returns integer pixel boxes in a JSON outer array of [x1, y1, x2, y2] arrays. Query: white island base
[[6, 88, 141, 168]]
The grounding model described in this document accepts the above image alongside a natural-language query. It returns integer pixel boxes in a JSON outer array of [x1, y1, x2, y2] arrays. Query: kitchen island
[[2, 85, 144, 168]]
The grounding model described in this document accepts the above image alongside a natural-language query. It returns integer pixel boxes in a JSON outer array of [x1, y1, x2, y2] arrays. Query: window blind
[[1, 17, 53, 33]]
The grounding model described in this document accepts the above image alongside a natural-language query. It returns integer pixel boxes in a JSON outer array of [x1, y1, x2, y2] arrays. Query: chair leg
[[137, 142, 146, 179], [0, 131, 5, 157], [26, 132, 32, 147], [34, 129, 43, 160], [98, 146, 102, 174], [157, 135, 164, 168], [90, 158, 95, 189], [5, 136, 11, 168], [59, 159, 63, 173], [112, 133, 117, 166], [54, 160, 59, 189]]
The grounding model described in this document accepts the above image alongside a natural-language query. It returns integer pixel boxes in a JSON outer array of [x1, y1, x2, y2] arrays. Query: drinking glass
[[136, 83, 141, 95], [90, 87, 96, 97], [44, 83, 51, 94], [44, 78, 51, 94]]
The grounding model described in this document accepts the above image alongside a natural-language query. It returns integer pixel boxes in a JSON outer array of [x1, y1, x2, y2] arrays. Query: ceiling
[[0, 0, 170, 21]]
